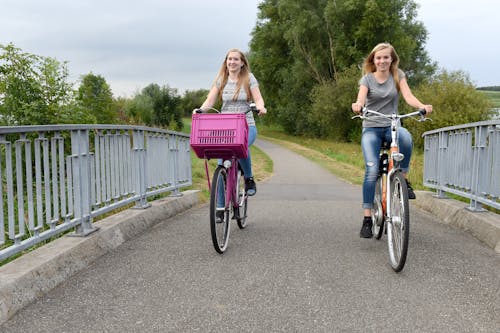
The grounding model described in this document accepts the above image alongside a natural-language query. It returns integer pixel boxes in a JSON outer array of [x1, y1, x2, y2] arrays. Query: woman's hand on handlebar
[[352, 102, 363, 114], [421, 104, 433, 115], [258, 107, 267, 116], [248, 102, 267, 116]]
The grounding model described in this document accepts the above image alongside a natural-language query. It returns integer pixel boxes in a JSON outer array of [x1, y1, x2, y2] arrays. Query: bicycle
[[353, 108, 429, 272], [190, 104, 258, 253]]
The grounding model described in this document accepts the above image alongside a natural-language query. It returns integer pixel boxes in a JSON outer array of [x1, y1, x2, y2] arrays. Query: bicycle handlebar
[[352, 107, 429, 122], [194, 103, 259, 115]]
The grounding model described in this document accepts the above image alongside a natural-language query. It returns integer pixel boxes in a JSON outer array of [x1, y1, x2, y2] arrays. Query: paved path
[[1, 139, 499, 332]]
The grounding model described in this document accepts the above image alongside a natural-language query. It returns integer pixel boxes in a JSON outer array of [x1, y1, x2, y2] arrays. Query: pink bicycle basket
[[190, 113, 249, 159]]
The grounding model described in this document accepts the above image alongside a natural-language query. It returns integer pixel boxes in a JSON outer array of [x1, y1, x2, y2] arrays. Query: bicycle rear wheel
[[210, 166, 230, 253], [387, 171, 410, 272], [236, 170, 248, 229], [372, 175, 385, 239]]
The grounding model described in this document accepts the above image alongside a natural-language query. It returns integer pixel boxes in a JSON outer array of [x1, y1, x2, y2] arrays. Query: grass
[[258, 125, 425, 190], [479, 90, 500, 108], [184, 116, 425, 203], [187, 145, 273, 204]]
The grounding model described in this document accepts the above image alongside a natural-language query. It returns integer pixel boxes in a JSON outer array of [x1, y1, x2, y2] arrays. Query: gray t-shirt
[[359, 69, 405, 128], [216, 73, 258, 126]]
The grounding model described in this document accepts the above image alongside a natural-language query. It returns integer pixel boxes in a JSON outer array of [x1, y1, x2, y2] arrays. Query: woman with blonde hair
[[198, 48, 267, 196], [352, 42, 433, 238]]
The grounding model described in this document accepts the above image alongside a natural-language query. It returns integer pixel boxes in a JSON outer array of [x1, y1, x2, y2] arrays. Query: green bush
[[307, 65, 362, 142], [400, 70, 494, 148]]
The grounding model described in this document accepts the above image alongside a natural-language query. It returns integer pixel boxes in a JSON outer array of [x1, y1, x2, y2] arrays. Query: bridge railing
[[422, 120, 500, 211], [0, 124, 192, 261]]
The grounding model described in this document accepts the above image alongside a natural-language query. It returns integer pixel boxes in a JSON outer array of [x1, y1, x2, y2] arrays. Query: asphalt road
[[1, 139, 499, 332]]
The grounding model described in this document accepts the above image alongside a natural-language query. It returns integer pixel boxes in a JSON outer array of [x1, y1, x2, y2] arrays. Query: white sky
[[0, 0, 499, 98]]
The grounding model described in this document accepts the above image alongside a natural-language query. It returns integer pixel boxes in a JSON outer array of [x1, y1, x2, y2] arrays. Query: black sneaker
[[406, 179, 416, 199], [245, 177, 256, 196], [360, 217, 373, 238], [216, 210, 225, 223]]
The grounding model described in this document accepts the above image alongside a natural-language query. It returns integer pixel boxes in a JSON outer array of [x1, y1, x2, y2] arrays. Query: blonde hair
[[362, 42, 401, 90], [214, 48, 252, 101]]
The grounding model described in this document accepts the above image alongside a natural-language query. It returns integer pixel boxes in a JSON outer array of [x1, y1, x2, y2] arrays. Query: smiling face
[[373, 48, 392, 73], [226, 51, 244, 74]]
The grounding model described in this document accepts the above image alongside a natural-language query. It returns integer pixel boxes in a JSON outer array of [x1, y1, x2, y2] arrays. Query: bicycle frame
[[222, 158, 242, 211], [383, 114, 405, 222], [360, 109, 425, 217], [354, 108, 428, 271], [192, 104, 257, 252]]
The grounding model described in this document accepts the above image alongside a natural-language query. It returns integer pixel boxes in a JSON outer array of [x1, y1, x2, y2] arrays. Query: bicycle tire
[[386, 171, 410, 272], [236, 170, 248, 229], [210, 166, 230, 253], [372, 176, 385, 239]]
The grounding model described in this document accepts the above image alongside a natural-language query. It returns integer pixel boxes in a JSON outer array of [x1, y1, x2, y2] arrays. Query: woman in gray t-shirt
[[351, 43, 433, 239], [198, 48, 267, 196]]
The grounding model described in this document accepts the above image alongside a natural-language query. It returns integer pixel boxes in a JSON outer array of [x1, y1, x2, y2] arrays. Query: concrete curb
[[0, 190, 199, 325], [413, 190, 500, 254]]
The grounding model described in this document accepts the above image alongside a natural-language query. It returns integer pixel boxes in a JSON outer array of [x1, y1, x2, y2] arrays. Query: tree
[[179, 89, 209, 117], [400, 70, 494, 148], [76, 73, 115, 124], [307, 65, 361, 141], [126, 94, 154, 125], [249, 0, 435, 135], [0, 43, 75, 125], [130, 84, 183, 130]]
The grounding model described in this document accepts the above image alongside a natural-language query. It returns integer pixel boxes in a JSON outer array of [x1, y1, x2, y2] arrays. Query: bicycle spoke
[[236, 170, 248, 229], [210, 166, 231, 253], [387, 172, 410, 272]]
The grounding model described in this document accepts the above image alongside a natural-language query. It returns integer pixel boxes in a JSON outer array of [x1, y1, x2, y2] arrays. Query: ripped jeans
[[361, 126, 413, 209]]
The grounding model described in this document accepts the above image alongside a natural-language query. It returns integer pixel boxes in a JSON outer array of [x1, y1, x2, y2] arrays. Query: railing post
[[170, 134, 182, 197], [133, 129, 151, 209], [70, 129, 99, 236], [467, 125, 487, 211], [433, 131, 448, 198]]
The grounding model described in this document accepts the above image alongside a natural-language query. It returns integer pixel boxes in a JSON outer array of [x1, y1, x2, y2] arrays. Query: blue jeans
[[217, 126, 257, 207], [361, 126, 413, 209], [239, 125, 257, 178]]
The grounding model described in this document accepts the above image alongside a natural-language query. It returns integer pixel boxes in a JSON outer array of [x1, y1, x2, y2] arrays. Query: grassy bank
[[184, 116, 425, 202], [258, 125, 424, 190], [188, 146, 273, 203], [480, 90, 500, 108]]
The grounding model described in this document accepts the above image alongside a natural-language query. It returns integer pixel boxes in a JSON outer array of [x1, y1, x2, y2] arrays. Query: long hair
[[362, 42, 401, 90], [214, 48, 252, 101]]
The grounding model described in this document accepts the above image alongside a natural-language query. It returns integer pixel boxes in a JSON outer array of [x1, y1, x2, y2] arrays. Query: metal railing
[[0, 124, 192, 261], [422, 120, 500, 211]]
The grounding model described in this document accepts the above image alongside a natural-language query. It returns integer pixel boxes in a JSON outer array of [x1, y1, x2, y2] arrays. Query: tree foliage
[[249, 0, 435, 135], [0, 43, 76, 125], [400, 70, 495, 147], [179, 89, 209, 117], [127, 84, 183, 130], [76, 73, 115, 124], [308, 65, 361, 141]]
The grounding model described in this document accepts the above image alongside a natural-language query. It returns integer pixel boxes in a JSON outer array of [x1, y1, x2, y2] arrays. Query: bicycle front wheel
[[210, 166, 230, 253], [387, 171, 410, 272]]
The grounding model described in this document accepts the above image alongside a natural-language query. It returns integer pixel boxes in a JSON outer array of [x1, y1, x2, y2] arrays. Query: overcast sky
[[1, 0, 499, 98]]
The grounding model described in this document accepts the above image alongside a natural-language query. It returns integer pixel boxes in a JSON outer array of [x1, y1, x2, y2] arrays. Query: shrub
[[400, 70, 494, 148]]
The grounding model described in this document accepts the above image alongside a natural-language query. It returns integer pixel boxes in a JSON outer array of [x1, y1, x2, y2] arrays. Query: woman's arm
[[352, 85, 368, 113], [399, 78, 433, 114], [199, 85, 220, 111], [251, 86, 267, 116]]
